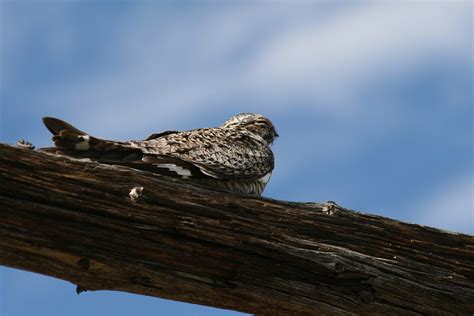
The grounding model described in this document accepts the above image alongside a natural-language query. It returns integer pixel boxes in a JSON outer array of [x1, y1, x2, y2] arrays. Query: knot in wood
[[129, 186, 144, 202], [322, 200, 339, 215], [17, 139, 35, 149]]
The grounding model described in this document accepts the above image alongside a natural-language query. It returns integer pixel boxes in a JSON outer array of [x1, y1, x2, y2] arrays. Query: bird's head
[[220, 113, 278, 145]]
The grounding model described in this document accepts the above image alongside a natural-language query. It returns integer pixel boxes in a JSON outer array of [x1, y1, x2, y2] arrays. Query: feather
[[40, 113, 277, 195]]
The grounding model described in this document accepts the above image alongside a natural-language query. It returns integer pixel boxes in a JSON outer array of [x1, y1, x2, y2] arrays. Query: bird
[[42, 113, 278, 196]]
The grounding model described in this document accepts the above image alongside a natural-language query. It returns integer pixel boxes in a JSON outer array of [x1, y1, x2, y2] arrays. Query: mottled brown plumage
[[42, 113, 278, 196]]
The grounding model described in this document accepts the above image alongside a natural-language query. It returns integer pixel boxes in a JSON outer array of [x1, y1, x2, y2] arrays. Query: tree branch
[[0, 143, 473, 315]]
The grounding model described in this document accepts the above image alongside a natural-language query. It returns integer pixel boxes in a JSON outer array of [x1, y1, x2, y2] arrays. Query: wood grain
[[0, 143, 473, 315]]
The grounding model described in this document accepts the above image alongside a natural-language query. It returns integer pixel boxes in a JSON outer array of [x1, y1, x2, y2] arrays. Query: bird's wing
[[42, 117, 273, 180], [130, 128, 274, 180]]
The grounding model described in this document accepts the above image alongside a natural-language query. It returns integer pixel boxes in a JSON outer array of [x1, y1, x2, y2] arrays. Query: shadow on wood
[[0, 143, 473, 315]]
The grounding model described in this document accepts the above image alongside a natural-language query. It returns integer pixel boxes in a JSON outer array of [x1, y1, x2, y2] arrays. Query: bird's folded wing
[[131, 128, 274, 180]]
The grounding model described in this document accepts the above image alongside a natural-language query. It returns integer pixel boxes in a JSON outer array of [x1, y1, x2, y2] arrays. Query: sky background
[[1, 1, 472, 315]]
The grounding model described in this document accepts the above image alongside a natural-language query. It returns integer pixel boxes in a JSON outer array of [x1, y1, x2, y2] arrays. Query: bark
[[0, 143, 473, 315]]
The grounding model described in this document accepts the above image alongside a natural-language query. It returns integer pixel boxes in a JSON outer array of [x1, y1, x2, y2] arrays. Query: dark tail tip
[[42, 117, 85, 135]]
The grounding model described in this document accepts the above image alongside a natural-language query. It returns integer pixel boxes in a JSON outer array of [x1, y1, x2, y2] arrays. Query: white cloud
[[249, 2, 472, 110], [30, 2, 471, 135]]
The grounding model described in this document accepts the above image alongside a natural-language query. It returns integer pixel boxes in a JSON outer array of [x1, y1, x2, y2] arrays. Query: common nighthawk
[[42, 113, 278, 196]]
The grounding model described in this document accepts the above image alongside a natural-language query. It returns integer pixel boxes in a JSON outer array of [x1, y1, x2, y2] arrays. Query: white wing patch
[[75, 135, 90, 150], [156, 163, 192, 178]]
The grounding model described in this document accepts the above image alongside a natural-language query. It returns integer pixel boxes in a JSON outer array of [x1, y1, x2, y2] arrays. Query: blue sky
[[1, 1, 472, 315]]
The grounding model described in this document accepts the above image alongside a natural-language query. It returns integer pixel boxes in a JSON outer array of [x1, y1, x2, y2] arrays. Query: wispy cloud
[[26, 2, 470, 130], [250, 2, 471, 110]]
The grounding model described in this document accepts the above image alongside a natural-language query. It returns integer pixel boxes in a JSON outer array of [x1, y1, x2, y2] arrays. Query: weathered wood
[[0, 143, 473, 315]]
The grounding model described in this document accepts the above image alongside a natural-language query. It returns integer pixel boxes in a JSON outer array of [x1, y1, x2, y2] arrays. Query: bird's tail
[[41, 117, 139, 162]]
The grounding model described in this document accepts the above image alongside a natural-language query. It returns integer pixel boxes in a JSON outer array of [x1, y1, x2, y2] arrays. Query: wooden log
[[0, 143, 473, 315]]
